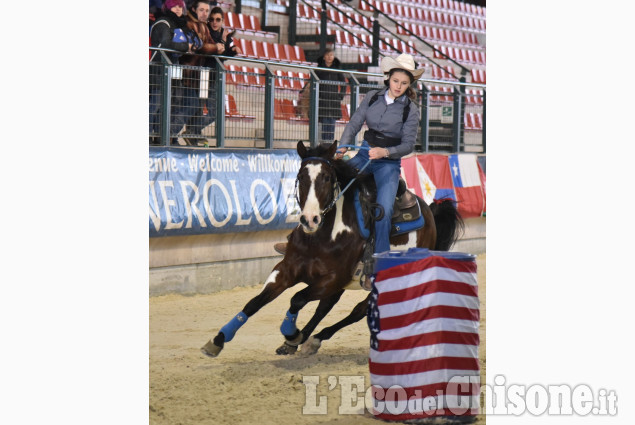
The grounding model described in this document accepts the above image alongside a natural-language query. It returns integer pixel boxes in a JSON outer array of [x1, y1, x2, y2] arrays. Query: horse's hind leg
[[201, 267, 293, 358], [302, 293, 370, 355]]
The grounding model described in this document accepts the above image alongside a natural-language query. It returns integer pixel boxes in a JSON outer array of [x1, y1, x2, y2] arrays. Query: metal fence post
[[264, 66, 274, 148], [349, 74, 359, 116], [308, 73, 319, 147], [372, 20, 380, 66], [160, 62, 171, 146], [452, 86, 463, 153], [215, 59, 226, 147], [482, 90, 486, 153], [319, 5, 328, 54], [420, 84, 430, 152], [288, 0, 297, 45]]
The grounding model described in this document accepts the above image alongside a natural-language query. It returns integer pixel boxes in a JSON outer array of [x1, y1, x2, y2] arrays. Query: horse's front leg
[[201, 265, 295, 358], [275, 274, 340, 355]]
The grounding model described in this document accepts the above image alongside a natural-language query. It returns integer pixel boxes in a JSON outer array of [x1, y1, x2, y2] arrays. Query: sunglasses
[[211, 17, 222, 22]]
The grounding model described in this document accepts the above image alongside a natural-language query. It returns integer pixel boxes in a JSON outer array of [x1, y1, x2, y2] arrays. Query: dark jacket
[[149, 10, 190, 63], [315, 56, 346, 119], [209, 26, 239, 58], [181, 10, 222, 88]]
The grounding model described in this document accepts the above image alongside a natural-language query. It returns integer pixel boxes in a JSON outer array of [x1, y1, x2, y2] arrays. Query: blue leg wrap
[[219, 311, 248, 342], [280, 310, 298, 336]]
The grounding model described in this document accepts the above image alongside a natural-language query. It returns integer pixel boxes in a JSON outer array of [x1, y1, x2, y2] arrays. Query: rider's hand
[[335, 147, 347, 159], [369, 147, 389, 160]]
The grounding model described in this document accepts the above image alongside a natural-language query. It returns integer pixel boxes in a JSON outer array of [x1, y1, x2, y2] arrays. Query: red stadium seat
[[474, 113, 483, 130], [224, 11, 237, 30], [252, 40, 267, 60], [239, 38, 256, 59], [225, 94, 255, 120], [336, 103, 350, 123]]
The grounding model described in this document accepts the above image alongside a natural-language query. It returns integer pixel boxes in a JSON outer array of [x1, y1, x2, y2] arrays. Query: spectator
[[315, 49, 346, 142], [149, 0, 201, 144], [208, 6, 242, 57], [179, 1, 224, 145], [337, 53, 424, 289]]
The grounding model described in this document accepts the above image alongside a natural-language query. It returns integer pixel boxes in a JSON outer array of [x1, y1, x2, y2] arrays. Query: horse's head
[[296, 141, 339, 233]]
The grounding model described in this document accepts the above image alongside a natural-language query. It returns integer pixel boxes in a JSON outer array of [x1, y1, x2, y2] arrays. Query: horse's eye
[[324, 175, 330, 183]]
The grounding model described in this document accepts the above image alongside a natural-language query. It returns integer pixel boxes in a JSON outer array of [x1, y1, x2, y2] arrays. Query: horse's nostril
[[313, 216, 319, 224], [300, 216, 308, 225]]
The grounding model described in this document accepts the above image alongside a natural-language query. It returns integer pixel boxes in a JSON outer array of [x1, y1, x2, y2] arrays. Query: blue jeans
[[183, 86, 216, 135], [319, 118, 336, 141], [347, 141, 401, 254], [149, 84, 187, 138]]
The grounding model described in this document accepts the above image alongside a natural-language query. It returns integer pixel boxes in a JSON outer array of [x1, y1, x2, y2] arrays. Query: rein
[[298, 146, 372, 218]]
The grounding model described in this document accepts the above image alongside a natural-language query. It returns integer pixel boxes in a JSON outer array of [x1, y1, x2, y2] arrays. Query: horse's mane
[[304, 143, 374, 193]]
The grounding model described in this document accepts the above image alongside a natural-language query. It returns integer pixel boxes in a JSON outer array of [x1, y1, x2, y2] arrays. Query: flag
[[368, 254, 480, 421], [448, 154, 485, 218], [417, 154, 456, 203], [400, 157, 436, 204]]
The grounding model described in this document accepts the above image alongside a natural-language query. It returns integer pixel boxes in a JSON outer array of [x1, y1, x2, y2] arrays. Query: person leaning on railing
[[179, 1, 224, 145], [149, 0, 202, 145], [315, 48, 346, 142], [208, 6, 242, 57]]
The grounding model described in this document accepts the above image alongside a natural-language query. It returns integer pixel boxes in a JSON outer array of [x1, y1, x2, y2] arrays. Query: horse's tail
[[430, 199, 464, 251]]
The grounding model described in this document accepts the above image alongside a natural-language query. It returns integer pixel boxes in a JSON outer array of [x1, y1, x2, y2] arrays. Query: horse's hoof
[[300, 336, 322, 355], [200, 340, 222, 358], [275, 341, 299, 355]]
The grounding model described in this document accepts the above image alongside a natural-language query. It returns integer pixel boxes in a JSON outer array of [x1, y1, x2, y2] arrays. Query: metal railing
[[149, 48, 485, 152]]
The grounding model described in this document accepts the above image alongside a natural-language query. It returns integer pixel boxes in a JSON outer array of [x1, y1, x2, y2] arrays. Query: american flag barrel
[[368, 248, 480, 422]]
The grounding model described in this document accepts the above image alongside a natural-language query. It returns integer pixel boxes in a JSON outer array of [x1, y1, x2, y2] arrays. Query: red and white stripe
[[369, 255, 480, 420]]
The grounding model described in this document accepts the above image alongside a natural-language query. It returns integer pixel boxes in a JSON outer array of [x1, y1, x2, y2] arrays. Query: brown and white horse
[[201, 141, 462, 357]]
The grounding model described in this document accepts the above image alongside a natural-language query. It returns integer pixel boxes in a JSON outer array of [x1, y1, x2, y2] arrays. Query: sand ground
[[149, 254, 486, 424]]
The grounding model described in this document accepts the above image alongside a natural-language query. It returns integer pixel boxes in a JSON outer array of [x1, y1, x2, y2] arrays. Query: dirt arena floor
[[149, 254, 485, 425]]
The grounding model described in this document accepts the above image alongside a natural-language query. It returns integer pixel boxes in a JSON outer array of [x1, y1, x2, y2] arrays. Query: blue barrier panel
[[149, 147, 301, 237]]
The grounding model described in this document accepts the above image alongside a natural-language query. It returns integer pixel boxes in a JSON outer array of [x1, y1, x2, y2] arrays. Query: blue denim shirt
[[339, 88, 419, 159]]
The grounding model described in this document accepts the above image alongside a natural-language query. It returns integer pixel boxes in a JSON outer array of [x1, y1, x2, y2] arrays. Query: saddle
[[391, 178, 423, 236], [355, 178, 424, 239], [355, 177, 424, 290]]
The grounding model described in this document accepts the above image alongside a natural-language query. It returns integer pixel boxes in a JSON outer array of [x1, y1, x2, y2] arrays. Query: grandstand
[[149, 0, 486, 152]]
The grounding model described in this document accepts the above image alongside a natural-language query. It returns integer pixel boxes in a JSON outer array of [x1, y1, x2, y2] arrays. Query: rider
[[337, 53, 423, 254]]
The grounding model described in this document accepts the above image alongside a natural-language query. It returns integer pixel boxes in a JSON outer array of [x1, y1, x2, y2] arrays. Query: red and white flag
[[368, 255, 480, 421]]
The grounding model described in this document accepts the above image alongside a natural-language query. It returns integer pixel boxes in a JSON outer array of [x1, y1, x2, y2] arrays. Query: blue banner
[[149, 147, 302, 237]]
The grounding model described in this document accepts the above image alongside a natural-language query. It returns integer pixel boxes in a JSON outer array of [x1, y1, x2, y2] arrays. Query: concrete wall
[[149, 217, 485, 296]]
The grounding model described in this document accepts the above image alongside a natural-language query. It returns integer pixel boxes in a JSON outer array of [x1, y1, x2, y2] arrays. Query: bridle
[[295, 157, 340, 224], [295, 150, 372, 223]]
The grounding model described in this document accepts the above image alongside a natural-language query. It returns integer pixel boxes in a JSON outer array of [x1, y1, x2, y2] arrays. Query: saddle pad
[[354, 190, 371, 239], [391, 214, 424, 236]]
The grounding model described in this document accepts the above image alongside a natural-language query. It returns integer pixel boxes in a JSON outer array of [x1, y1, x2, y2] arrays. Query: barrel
[[367, 248, 480, 421]]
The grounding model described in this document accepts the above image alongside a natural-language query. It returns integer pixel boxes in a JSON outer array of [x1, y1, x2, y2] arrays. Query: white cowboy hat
[[380, 53, 425, 81]]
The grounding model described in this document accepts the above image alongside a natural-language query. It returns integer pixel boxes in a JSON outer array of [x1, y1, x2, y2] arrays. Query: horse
[[201, 140, 463, 357]]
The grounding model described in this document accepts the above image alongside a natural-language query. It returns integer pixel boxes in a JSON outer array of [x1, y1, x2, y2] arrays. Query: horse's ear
[[297, 140, 308, 159], [327, 140, 338, 158]]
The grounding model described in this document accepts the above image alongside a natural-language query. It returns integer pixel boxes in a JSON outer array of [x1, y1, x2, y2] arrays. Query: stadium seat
[[225, 94, 255, 120], [225, 11, 237, 30], [336, 103, 350, 123], [252, 40, 267, 60], [238, 38, 256, 59], [274, 98, 286, 120], [226, 64, 239, 85]]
